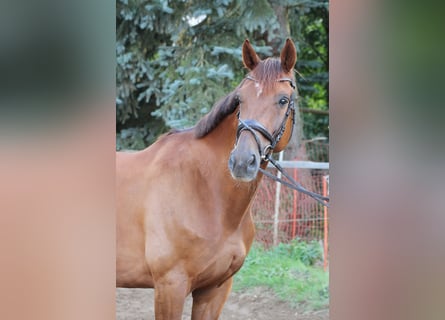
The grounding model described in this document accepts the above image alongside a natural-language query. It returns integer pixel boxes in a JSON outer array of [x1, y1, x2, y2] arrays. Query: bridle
[[234, 75, 330, 207], [235, 75, 296, 160]]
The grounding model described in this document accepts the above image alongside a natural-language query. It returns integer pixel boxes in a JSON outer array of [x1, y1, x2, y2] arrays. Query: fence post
[[323, 175, 329, 271], [292, 167, 298, 239], [273, 151, 284, 246]]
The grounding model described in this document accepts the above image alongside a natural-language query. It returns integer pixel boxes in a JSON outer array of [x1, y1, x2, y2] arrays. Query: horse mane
[[194, 84, 241, 138], [194, 58, 294, 138]]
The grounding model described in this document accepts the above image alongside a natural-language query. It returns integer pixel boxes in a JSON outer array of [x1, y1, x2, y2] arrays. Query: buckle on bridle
[[261, 145, 273, 160]]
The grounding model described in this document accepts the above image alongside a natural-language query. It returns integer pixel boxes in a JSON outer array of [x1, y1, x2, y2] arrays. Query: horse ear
[[280, 38, 297, 73], [242, 39, 261, 70]]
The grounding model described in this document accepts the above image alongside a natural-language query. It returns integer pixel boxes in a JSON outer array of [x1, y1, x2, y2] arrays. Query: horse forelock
[[250, 58, 295, 92]]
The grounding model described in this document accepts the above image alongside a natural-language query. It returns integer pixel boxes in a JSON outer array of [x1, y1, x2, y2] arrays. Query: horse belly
[[116, 238, 153, 288], [116, 187, 154, 287], [116, 226, 154, 288]]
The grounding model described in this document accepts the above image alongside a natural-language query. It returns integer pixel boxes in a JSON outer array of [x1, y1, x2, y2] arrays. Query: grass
[[233, 239, 329, 311]]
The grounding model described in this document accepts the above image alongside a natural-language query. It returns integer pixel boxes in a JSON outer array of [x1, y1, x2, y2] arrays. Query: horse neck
[[200, 113, 266, 230]]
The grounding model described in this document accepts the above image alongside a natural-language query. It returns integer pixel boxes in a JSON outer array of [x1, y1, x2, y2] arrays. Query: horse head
[[228, 39, 297, 182]]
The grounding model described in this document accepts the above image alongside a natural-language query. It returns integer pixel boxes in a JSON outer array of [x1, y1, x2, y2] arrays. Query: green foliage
[[302, 82, 329, 139], [116, 0, 329, 149], [287, 238, 323, 266], [116, 125, 151, 151], [292, 4, 329, 139], [234, 240, 328, 311]]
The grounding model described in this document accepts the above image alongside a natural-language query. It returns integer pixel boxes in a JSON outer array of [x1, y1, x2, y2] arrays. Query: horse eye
[[279, 97, 289, 107]]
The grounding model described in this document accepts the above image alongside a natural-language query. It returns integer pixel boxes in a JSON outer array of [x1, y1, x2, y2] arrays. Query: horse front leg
[[153, 273, 189, 320], [191, 277, 233, 320]]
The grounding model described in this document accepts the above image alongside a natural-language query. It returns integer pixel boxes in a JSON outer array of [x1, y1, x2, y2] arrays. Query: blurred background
[[1, 0, 444, 319]]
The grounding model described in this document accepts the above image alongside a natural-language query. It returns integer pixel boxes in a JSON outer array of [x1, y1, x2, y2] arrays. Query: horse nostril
[[247, 154, 257, 168]]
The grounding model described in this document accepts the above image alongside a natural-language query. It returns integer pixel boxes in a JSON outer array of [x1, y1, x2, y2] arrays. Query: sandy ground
[[116, 287, 328, 320]]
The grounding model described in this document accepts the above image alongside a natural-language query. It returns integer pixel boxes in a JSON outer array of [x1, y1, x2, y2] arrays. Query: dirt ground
[[116, 287, 328, 320]]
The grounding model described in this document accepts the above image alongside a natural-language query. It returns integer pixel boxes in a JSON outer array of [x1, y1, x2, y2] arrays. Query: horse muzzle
[[228, 147, 260, 182], [228, 118, 274, 182]]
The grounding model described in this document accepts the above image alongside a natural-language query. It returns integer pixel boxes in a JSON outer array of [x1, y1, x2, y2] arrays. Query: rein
[[236, 76, 330, 207], [259, 156, 330, 207]]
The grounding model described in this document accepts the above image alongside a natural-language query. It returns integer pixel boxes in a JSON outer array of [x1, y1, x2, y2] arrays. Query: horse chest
[[191, 237, 247, 289], [215, 242, 246, 273]]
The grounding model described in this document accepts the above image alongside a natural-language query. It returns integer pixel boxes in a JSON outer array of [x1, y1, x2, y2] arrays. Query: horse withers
[[116, 39, 297, 319]]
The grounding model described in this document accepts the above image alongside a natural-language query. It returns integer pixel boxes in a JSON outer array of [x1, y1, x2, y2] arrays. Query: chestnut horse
[[117, 39, 297, 319]]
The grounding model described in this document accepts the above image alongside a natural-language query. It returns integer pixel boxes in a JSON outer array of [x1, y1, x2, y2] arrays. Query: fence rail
[[266, 160, 329, 169]]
